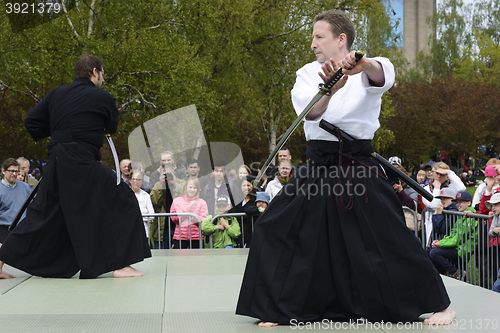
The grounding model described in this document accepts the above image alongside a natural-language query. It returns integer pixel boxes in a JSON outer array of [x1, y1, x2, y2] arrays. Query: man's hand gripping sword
[[253, 51, 364, 187]]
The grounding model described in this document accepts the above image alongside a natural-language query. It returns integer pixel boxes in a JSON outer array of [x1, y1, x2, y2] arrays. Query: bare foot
[[424, 305, 456, 325], [258, 322, 278, 327], [112, 266, 145, 278], [0, 270, 15, 279]]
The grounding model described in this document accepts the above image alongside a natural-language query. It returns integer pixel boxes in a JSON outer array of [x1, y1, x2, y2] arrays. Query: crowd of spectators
[[387, 155, 500, 292], [3, 146, 500, 293]]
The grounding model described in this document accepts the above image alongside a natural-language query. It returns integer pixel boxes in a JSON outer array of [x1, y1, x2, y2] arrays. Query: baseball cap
[[425, 161, 436, 167], [485, 193, 500, 210], [454, 191, 472, 202], [388, 156, 401, 166], [484, 165, 498, 177], [255, 192, 270, 204], [436, 188, 456, 200], [216, 195, 230, 206]]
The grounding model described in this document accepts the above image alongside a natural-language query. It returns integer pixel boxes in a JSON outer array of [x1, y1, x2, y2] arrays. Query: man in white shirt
[[237, 9, 454, 327]]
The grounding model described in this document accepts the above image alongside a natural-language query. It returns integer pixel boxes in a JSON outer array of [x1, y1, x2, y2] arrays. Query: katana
[[106, 134, 121, 185], [318, 119, 434, 202], [9, 178, 41, 231], [254, 51, 364, 187]]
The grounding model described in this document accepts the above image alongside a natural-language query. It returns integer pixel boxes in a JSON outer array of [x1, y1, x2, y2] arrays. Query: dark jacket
[[432, 202, 458, 239]]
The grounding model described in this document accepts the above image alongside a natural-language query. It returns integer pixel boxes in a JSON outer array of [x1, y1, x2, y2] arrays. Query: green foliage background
[[1, 0, 499, 173]]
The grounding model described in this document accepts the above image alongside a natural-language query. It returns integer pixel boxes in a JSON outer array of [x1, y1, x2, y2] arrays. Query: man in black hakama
[[0, 53, 151, 279], [236, 10, 456, 326]]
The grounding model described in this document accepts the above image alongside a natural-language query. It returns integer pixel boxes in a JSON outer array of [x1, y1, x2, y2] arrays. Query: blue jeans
[[429, 248, 459, 274], [494, 271, 500, 293]]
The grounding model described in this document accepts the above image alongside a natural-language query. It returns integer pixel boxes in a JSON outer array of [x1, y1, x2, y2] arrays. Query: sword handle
[[319, 51, 364, 95]]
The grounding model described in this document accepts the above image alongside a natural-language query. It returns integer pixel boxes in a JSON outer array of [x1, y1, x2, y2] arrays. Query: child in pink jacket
[[170, 178, 209, 248]]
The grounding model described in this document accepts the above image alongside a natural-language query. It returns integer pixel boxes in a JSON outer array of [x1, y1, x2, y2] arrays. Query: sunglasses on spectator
[[5, 169, 19, 173], [132, 178, 143, 182]]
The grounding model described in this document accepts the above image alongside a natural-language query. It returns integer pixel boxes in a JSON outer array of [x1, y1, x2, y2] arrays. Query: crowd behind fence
[[145, 208, 499, 291], [404, 207, 499, 290], [142, 212, 257, 250]]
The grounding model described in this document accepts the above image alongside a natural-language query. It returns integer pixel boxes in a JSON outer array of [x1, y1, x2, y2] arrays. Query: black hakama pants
[[0, 142, 151, 278], [236, 140, 450, 324]]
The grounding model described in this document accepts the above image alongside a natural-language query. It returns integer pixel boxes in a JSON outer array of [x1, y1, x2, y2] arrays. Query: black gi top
[[0, 77, 151, 279], [24, 78, 119, 158]]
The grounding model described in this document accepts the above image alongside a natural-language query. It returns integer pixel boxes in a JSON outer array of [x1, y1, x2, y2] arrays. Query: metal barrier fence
[[142, 212, 258, 249], [145, 208, 500, 290], [142, 213, 202, 249], [403, 207, 500, 290]]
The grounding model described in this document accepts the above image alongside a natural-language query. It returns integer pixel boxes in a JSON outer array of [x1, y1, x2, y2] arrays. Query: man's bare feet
[[258, 322, 278, 327], [0, 261, 15, 279], [424, 305, 456, 325], [0, 270, 15, 279], [112, 266, 145, 278]]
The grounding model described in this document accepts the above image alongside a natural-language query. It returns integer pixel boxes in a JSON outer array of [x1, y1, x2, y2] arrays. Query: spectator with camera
[[150, 164, 185, 249], [392, 164, 417, 209], [149, 150, 187, 186]]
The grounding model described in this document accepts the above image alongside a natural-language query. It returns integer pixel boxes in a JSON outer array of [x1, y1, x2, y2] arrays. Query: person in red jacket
[[476, 165, 500, 287]]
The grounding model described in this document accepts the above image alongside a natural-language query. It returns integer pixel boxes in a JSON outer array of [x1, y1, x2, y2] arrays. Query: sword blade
[[254, 93, 322, 186], [8, 177, 41, 231], [106, 134, 121, 185]]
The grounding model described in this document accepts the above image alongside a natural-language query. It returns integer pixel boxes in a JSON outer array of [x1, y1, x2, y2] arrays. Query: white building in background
[[386, 0, 436, 66]]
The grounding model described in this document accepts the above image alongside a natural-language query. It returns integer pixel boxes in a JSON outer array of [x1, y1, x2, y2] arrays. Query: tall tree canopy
[[1, 0, 401, 170]]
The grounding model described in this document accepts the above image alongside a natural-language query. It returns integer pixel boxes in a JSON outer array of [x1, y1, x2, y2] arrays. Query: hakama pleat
[[0, 143, 151, 278], [236, 140, 449, 324]]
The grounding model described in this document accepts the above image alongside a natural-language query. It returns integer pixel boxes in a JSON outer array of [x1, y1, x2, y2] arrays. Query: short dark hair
[[2, 158, 19, 171], [314, 10, 355, 51], [279, 147, 291, 154], [75, 53, 104, 79], [187, 159, 199, 166], [213, 160, 226, 169]]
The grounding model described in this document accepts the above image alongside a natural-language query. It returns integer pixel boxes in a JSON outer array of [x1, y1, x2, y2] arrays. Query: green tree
[[0, 0, 401, 170]]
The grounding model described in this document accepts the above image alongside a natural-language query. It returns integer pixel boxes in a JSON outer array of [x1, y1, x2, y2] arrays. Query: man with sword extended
[[237, 10, 454, 326], [0, 53, 150, 279]]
